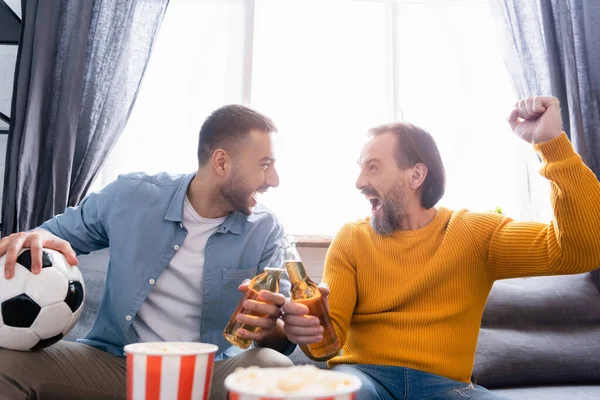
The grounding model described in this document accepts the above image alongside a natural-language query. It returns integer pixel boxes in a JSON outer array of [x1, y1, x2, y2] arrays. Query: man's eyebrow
[[260, 156, 276, 162], [359, 157, 380, 165]]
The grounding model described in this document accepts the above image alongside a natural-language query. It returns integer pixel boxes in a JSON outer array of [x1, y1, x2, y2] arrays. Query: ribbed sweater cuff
[[534, 132, 576, 164]]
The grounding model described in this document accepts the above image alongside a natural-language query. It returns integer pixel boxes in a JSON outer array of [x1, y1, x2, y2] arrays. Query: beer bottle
[[223, 268, 284, 349], [283, 236, 341, 361]]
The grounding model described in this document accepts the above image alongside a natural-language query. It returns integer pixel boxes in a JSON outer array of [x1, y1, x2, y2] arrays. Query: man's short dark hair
[[197, 105, 277, 165], [369, 122, 446, 209]]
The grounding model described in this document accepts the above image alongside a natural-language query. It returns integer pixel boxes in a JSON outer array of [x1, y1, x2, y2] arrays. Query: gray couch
[[65, 256, 600, 399]]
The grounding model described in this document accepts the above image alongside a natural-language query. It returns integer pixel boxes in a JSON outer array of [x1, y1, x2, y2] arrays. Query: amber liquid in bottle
[[285, 260, 341, 360], [223, 268, 283, 349]]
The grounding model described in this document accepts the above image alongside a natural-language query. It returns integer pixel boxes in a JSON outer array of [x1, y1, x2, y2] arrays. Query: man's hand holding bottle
[[282, 283, 331, 346]]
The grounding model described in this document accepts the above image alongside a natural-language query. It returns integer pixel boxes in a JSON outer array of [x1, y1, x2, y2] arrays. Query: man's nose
[[356, 170, 367, 191], [266, 166, 280, 188]]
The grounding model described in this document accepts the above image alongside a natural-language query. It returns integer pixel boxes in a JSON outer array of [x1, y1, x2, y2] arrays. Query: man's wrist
[[533, 132, 576, 164]]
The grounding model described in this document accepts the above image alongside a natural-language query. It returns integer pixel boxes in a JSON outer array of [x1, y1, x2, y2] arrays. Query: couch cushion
[[592, 270, 600, 294], [63, 252, 108, 341], [491, 385, 600, 399], [479, 274, 600, 328], [472, 274, 600, 388]]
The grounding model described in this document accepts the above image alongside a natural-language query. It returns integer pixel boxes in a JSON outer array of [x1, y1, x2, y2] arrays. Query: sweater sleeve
[[322, 222, 357, 350], [467, 133, 600, 280]]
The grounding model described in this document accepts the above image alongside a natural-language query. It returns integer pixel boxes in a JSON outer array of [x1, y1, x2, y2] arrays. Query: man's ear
[[409, 163, 428, 190], [211, 149, 231, 178]]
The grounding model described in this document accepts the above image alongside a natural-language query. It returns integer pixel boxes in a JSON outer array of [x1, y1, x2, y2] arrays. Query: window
[[93, 0, 552, 236], [0, 45, 17, 132]]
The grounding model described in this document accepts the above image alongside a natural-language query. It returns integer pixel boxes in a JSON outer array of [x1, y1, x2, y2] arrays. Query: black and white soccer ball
[[0, 248, 85, 351]]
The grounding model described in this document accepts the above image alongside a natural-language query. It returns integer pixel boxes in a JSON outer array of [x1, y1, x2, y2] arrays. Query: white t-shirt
[[133, 196, 226, 342]]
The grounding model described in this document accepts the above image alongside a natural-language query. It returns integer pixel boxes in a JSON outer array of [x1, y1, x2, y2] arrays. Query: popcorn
[[225, 365, 360, 397], [125, 342, 217, 355]]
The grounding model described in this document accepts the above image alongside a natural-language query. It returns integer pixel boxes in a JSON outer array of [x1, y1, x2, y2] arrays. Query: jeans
[[333, 364, 508, 400]]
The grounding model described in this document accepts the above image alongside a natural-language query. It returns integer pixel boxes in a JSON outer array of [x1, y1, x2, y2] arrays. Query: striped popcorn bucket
[[124, 342, 218, 400], [224, 366, 361, 400]]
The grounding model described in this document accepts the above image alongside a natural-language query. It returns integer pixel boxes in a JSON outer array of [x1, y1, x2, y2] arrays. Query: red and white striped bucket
[[224, 366, 361, 400], [124, 342, 218, 400]]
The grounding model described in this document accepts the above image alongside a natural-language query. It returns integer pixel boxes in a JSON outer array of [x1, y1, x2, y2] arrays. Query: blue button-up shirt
[[40, 172, 293, 358]]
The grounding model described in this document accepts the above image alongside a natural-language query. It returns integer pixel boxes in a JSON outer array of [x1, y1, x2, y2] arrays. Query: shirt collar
[[163, 172, 244, 235]]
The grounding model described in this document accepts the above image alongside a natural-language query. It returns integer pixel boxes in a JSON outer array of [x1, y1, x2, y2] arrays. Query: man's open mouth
[[250, 192, 258, 206], [368, 196, 382, 213], [250, 189, 268, 206]]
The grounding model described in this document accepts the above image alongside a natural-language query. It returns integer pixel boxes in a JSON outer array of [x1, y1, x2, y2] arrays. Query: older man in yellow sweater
[[282, 95, 600, 399]]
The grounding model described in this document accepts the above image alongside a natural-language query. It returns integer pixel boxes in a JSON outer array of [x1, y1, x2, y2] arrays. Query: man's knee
[[0, 349, 34, 399], [233, 348, 293, 369], [0, 347, 33, 375], [333, 365, 381, 400]]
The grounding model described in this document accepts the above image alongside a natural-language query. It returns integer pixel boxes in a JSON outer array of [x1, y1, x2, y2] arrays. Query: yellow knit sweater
[[323, 133, 600, 383]]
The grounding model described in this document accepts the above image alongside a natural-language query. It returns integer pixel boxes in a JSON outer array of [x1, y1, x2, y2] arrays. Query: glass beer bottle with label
[[223, 267, 284, 349], [283, 236, 341, 361]]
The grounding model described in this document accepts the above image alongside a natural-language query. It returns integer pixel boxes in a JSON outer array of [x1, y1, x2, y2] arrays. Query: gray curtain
[[489, 0, 600, 287], [1, 0, 169, 235]]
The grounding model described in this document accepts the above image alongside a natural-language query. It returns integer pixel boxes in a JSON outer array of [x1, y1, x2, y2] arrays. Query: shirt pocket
[[220, 266, 259, 314]]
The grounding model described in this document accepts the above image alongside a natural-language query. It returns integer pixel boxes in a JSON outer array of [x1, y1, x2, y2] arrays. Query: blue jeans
[[332, 364, 508, 400]]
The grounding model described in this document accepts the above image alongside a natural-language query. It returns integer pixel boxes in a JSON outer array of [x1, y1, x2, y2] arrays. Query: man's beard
[[370, 184, 407, 236], [221, 167, 254, 216]]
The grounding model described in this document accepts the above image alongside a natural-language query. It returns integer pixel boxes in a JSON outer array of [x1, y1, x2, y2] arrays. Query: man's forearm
[[254, 319, 293, 354]]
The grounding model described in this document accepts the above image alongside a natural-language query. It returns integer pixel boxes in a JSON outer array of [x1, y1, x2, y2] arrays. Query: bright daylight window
[[92, 0, 552, 236]]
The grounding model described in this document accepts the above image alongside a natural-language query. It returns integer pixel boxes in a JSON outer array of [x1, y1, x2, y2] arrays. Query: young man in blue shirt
[[0, 104, 293, 399]]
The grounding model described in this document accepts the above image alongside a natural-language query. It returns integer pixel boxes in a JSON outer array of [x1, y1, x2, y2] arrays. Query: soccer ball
[[0, 248, 85, 351]]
